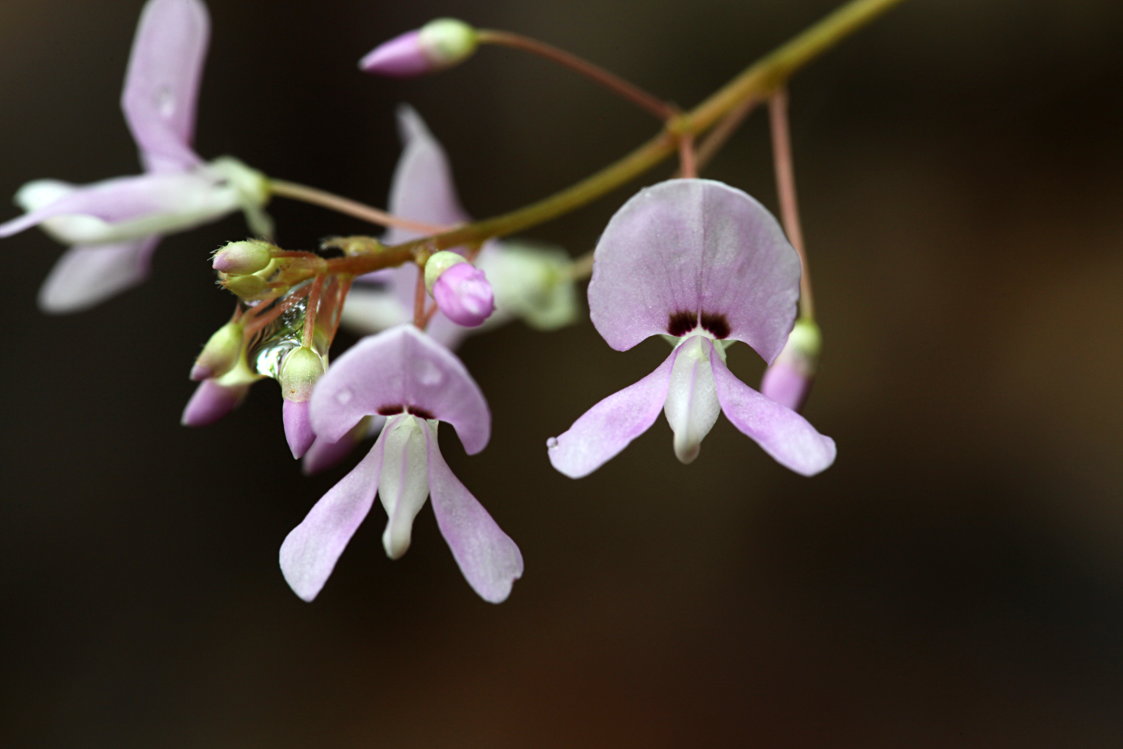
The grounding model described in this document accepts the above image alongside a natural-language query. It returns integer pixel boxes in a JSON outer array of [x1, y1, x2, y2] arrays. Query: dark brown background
[[2, 0, 1121, 746]]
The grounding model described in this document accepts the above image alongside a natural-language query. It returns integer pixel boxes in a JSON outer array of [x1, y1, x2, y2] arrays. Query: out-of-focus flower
[[340, 107, 578, 347], [0, 0, 270, 313], [279, 325, 523, 603], [548, 179, 836, 478]]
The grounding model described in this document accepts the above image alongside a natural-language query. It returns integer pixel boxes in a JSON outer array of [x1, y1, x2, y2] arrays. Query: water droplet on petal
[[546, 437, 559, 449], [335, 388, 354, 405]]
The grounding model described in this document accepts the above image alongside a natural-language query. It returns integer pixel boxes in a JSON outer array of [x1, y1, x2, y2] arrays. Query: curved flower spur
[[548, 179, 836, 478], [280, 325, 523, 603], [0, 0, 270, 312]]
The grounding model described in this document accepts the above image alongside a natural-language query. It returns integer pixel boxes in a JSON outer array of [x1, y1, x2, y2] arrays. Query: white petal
[[663, 335, 722, 464], [378, 415, 431, 559]]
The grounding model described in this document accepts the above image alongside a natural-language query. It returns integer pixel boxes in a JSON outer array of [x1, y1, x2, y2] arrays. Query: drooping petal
[[588, 179, 800, 363], [383, 106, 470, 245], [663, 335, 722, 464], [708, 343, 836, 476], [279, 438, 385, 601], [425, 421, 523, 603], [377, 415, 431, 559], [0, 172, 243, 244], [309, 325, 489, 454], [548, 347, 679, 478], [37, 237, 160, 313], [122, 0, 209, 173]]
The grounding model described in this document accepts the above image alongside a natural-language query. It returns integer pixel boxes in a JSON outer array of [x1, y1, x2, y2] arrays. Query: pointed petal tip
[[359, 31, 431, 77], [283, 399, 316, 459], [181, 379, 246, 427]]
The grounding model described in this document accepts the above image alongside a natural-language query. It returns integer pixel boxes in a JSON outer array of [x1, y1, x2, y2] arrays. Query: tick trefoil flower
[[341, 107, 578, 346], [0, 0, 271, 313], [760, 317, 821, 412], [360, 18, 478, 77], [548, 179, 836, 478], [279, 324, 523, 603]]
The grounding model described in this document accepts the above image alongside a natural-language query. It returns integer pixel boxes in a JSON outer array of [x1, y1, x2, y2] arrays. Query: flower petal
[[663, 335, 722, 464], [425, 422, 523, 603], [279, 437, 385, 602], [378, 415, 431, 559], [301, 415, 385, 476], [37, 237, 160, 313], [383, 106, 471, 245], [309, 325, 489, 454], [121, 0, 209, 173], [337, 283, 412, 335], [588, 179, 800, 363], [0, 172, 240, 244], [547, 347, 679, 478], [709, 343, 836, 476]]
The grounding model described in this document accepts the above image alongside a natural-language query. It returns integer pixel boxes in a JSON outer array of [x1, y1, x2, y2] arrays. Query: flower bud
[[190, 321, 245, 381], [760, 318, 821, 412], [425, 252, 495, 327], [360, 18, 478, 77], [220, 271, 270, 301], [278, 346, 325, 403], [181, 378, 250, 427], [212, 239, 273, 275], [283, 399, 315, 460]]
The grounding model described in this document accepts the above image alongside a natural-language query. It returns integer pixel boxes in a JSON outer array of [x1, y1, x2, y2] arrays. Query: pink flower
[[0, 0, 269, 313], [339, 107, 577, 347], [280, 325, 523, 603], [548, 179, 836, 478]]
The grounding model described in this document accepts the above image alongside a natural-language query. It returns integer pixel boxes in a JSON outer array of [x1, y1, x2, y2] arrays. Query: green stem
[[328, 0, 906, 278]]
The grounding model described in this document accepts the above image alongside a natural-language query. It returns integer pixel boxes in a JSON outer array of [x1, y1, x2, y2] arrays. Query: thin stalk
[[269, 179, 448, 235], [768, 88, 814, 320], [476, 30, 676, 121], [324, 0, 905, 279]]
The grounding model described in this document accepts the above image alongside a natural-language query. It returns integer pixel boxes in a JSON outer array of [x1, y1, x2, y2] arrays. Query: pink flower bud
[[283, 399, 316, 460], [760, 319, 820, 412], [360, 19, 478, 77], [432, 261, 495, 327], [181, 379, 249, 427], [211, 239, 273, 275]]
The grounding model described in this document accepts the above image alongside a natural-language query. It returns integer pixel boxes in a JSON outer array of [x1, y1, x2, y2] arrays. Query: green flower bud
[[191, 321, 245, 381], [212, 239, 274, 275], [424, 250, 469, 293], [279, 346, 326, 402]]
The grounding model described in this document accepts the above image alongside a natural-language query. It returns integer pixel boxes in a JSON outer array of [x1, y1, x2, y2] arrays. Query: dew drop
[[335, 388, 354, 405], [546, 437, 559, 449]]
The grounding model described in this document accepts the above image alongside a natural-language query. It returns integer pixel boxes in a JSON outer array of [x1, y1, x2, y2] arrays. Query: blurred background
[[1, 0, 1121, 746]]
